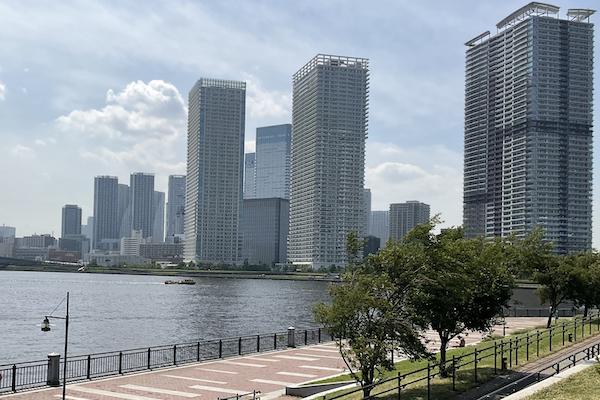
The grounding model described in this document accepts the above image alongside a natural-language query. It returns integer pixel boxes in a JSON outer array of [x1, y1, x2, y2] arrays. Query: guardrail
[[502, 307, 580, 318], [0, 326, 327, 395], [325, 312, 600, 400]]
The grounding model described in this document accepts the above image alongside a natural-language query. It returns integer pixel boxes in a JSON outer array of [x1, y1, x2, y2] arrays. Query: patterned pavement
[[3, 318, 548, 400]]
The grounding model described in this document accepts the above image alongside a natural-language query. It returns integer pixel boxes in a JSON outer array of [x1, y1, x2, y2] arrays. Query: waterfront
[[0, 271, 330, 365]]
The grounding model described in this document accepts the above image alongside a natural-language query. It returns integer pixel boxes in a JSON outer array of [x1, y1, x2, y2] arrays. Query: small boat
[[164, 279, 196, 285]]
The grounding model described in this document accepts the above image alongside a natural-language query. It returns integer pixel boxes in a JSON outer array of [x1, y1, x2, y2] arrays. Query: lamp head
[[41, 317, 51, 332]]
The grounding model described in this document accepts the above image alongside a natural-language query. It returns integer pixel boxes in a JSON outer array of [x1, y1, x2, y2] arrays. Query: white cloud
[[55, 80, 187, 189], [0, 81, 5, 100], [10, 144, 35, 158], [245, 76, 291, 119], [366, 142, 463, 228], [34, 139, 46, 146]]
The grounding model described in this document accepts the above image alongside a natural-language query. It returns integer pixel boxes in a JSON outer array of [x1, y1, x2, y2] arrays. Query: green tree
[[562, 252, 600, 318], [379, 222, 514, 376], [314, 271, 427, 397], [535, 255, 579, 328]]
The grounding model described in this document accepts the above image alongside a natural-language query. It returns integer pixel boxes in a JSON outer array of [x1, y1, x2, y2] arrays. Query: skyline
[[1, 1, 599, 247]]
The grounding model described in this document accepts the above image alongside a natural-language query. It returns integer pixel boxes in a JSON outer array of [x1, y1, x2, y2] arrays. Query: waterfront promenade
[[3, 318, 547, 400]]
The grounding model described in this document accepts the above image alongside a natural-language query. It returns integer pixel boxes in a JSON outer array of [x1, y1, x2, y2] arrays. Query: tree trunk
[[584, 305, 589, 318], [362, 386, 372, 399], [439, 335, 449, 377], [546, 305, 556, 328]]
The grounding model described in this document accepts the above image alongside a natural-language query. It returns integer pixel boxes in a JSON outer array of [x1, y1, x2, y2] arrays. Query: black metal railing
[[502, 307, 581, 318], [324, 312, 600, 400], [0, 327, 327, 395]]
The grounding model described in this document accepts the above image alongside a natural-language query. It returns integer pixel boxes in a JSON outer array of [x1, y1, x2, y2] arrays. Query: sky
[[0, 0, 599, 247]]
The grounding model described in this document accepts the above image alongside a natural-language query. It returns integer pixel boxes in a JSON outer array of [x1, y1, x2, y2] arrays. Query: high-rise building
[[389, 201, 430, 241], [369, 210, 389, 245], [240, 198, 289, 266], [0, 225, 16, 238], [463, 4, 594, 254], [244, 153, 256, 199], [184, 78, 246, 264], [288, 54, 369, 269], [152, 191, 165, 243], [362, 188, 371, 237], [166, 175, 186, 241], [130, 173, 155, 239], [117, 184, 131, 238], [61, 204, 82, 238], [255, 124, 292, 199], [81, 216, 94, 244], [93, 176, 119, 250]]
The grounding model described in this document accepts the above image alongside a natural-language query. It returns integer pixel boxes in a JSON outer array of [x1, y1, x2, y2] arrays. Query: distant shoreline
[[0, 264, 341, 282]]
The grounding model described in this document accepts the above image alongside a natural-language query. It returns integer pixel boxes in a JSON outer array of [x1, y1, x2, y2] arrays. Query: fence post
[[582, 317, 586, 338], [12, 364, 17, 392], [318, 328, 321, 343], [274, 333, 277, 349], [474, 349, 478, 383], [86, 355, 91, 379], [509, 338, 512, 368], [536, 331, 540, 357], [526, 333, 529, 361], [173, 345, 177, 365], [304, 330, 308, 346], [452, 356, 456, 390], [238, 337, 242, 355], [590, 315, 592, 335], [397, 372, 402, 400], [549, 328, 552, 352], [515, 338, 518, 365], [494, 343, 497, 375], [287, 327, 296, 348], [427, 363, 431, 400], [257, 335, 261, 352], [219, 340, 223, 358], [147, 348, 151, 369], [118, 351, 123, 374], [562, 322, 565, 346], [197, 342, 200, 362]]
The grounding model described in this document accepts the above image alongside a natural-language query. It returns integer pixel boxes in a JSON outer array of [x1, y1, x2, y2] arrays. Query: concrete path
[[2, 318, 548, 400]]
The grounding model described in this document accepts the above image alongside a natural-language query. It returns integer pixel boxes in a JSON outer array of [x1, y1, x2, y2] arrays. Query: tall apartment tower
[[117, 183, 131, 238], [93, 176, 119, 249], [61, 204, 82, 238], [362, 188, 371, 237], [166, 175, 186, 241], [244, 153, 256, 199], [152, 191, 165, 243], [130, 173, 155, 239], [389, 201, 430, 241], [184, 78, 246, 264], [289, 54, 369, 269], [463, 4, 594, 253], [255, 124, 292, 199]]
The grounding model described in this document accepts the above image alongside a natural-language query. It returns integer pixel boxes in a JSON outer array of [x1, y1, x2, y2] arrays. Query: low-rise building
[[139, 243, 183, 262]]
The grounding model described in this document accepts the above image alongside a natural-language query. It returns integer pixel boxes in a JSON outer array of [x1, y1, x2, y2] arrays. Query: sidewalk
[[1, 317, 548, 400]]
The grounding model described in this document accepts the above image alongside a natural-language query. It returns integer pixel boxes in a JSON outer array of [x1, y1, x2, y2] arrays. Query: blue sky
[[0, 0, 599, 247]]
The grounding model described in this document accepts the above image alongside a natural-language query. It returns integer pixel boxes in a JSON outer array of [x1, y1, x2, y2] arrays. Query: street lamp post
[[41, 292, 69, 400]]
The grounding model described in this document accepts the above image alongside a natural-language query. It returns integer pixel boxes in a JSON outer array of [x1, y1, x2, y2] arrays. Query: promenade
[[3, 318, 548, 400]]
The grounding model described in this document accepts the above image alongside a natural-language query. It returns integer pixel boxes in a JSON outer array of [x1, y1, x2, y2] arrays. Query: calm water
[[0, 271, 331, 365]]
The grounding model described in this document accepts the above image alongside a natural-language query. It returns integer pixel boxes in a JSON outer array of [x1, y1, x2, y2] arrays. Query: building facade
[[130, 173, 155, 239], [166, 175, 186, 241], [240, 198, 289, 266], [93, 176, 119, 250], [463, 4, 594, 253], [184, 78, 246, 264], [117, 183, 131, 238], [362, 188, 371, 237], [288, 54, 369, 269], [152, 191, 165, 243], [369, 210, 390, 245], [389, 201, 430, 241], [255, 124, 292, 199], [0, 225, 16, 238], [244, 153, 256, 199], [61, 204, 82, 238]]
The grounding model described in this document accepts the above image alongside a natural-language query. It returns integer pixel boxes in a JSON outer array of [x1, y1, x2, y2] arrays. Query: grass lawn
[[314, 316, 600, 399], [524, 365, 600, 399]]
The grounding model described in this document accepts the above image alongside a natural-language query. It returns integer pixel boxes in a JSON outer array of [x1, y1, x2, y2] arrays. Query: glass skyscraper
[[289, 54, 369, 269], [93, 176, 119, 250], [463, 4, 594, 253], [243, 153, 256, 199], [184, 78, 246, 264], [255, 124, 292, 199], [166, 175, 186, 241], [130, 173, 155, 239]]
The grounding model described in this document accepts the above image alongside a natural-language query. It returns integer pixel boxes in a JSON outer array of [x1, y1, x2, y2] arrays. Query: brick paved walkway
[[2, 318, 548, 400]]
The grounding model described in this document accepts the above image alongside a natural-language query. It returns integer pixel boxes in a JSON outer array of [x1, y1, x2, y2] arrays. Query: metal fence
[[0, 327, 327, 395], [326, 312, 600, 400], [502, 307, 580, 318]]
